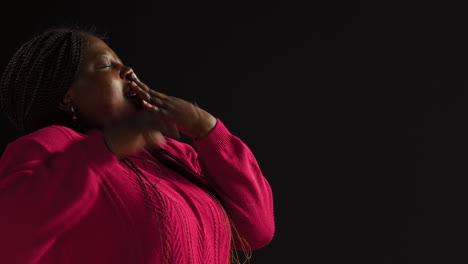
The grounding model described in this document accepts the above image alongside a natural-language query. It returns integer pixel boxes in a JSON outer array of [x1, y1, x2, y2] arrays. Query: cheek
[[72, 74, 127, 118], [80, 78, 119, 103], [96, 87, 130, 119]]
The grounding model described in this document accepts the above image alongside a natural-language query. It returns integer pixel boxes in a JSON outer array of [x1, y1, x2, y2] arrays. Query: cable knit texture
[[0, 119, 274, 264]]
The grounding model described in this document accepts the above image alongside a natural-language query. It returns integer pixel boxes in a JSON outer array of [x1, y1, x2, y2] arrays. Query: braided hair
[[0, 25, 252, 263], [0, 26, 104, 134]]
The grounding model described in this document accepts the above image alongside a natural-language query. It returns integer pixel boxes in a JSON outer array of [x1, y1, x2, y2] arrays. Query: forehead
[[82, 36, 119, 61]]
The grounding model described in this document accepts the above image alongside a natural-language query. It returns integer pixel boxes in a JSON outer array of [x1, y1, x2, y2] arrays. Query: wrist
[[194, 115, 217, 140]]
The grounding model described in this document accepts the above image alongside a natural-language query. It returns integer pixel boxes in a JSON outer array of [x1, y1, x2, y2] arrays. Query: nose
[[120, 65, 134, 81]]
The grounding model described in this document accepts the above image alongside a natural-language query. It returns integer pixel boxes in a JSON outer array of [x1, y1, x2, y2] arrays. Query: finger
[[129, 76, 172, 109], [131, 79, 158, 100], [129, 75, 153, 98], [129, 73, 167, 99], [131, 79, 150, 93], [147, 89, 168, 100], [131, 82, 164, 107], [130, 72, 141, 83], [131, 82, 149, 102], [133, 76, 154, 96], [146, 93, 166, 109], [142, 99, 160, 112]]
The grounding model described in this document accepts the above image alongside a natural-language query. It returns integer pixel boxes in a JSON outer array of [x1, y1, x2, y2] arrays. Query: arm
[[127, 77, 275, 249], [0, 126, 118, 263], [193, 120, 275, 250]]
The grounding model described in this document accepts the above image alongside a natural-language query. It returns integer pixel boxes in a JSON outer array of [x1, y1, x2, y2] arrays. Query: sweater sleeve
[[0, 125, 118, 263], [193, 119, 275, 250]]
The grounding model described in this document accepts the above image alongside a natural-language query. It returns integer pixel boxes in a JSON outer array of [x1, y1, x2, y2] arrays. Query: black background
[[3, 1, 468, 263]]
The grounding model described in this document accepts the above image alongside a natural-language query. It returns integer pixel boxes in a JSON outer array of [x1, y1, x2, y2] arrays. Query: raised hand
[[129, 73, 217, 140], [101, 73, 217, 160]]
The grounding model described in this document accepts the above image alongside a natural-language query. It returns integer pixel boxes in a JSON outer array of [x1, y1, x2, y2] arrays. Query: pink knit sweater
[[0, 119, 274, 264]]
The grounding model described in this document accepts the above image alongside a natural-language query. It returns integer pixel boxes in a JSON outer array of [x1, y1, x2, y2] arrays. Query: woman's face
[[64, 35, 141, 130]]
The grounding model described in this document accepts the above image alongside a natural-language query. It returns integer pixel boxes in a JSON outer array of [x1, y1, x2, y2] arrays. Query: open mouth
[[123, 84, 137, 98], [125, 92, 138, 98], [123, 83, 144, 109], [124, 89, 142, 108], [124, 83, 137, 96]]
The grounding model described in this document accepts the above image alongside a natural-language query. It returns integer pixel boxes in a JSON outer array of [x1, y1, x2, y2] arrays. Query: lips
[[123, 84, 142, 108], [123, 84, 137, 98]]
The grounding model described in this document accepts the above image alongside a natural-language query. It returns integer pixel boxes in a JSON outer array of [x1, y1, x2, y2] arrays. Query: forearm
[[194, 120, 275, 249]]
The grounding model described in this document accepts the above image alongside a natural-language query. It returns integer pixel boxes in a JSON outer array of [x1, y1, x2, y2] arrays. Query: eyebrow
[[96, 52, 123, 64]]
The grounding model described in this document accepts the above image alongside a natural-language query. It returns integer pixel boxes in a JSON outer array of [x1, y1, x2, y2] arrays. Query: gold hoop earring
[[71, 105, 77, 122]]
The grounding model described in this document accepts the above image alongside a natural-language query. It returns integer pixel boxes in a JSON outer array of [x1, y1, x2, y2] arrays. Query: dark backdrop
[[3, 1, 468, 263]]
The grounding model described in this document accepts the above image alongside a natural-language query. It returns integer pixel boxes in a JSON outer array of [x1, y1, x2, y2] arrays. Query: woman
[[0, 26, 274, 264]]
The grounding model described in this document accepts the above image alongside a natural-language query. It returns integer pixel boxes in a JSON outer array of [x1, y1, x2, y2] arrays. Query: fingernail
[[132, 82, 141, 90], [132, 72, 139, 81], [142, 100, 159, 111]]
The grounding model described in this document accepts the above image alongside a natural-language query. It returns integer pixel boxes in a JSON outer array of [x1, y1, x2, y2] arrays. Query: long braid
[[0, 26, 99, 134], [122, 158, 170, 263], [2, 41, 36, 126], [23, 33, 68, 118], [142, 148, 252, 264]]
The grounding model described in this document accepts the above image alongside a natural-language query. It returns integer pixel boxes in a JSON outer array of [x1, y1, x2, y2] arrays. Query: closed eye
[[98, 59, 113, 69]]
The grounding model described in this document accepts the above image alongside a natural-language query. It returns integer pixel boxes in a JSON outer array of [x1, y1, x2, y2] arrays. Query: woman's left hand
[[129, 73, 217, 140]]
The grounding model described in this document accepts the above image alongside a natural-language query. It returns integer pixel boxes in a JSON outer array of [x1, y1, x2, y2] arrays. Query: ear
[[58, 90, 73, 112]]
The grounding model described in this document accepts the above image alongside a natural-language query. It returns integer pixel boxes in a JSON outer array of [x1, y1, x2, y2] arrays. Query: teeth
[[125, 93, 137, 97]]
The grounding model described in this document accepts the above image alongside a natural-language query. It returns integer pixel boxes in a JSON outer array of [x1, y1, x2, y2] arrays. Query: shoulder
[[0, 126, 85, 170], [8, 125, 84, 153]]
